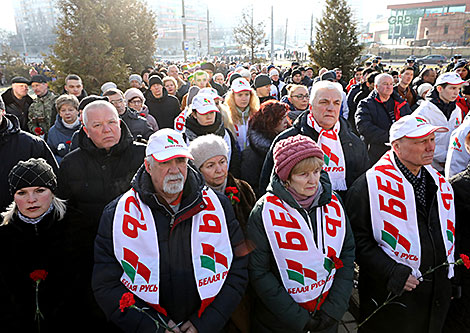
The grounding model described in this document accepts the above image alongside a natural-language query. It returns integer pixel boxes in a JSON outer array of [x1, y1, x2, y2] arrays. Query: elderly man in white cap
[[414, 72, 466, 173], [93, 128, 248, 333], [346, 115, 456, 333]]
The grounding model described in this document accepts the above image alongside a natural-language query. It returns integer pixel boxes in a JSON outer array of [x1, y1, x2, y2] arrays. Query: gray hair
[[82, 100, 119, 127], [55, 94, 79, 112], [375, 73, 393, 86], [1, 195, 67, 226], [309, 81, 343, 105]]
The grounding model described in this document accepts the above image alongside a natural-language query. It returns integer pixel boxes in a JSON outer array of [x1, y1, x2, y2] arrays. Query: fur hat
[[273, 135, 324, 181], [188, 134, 228, 169]]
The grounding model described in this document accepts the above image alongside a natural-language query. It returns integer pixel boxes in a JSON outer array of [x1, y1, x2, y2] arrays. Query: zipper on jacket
[[34, 224, 38, 236]]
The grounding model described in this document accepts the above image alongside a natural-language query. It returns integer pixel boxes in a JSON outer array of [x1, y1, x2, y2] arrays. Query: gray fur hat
[[188, 134, 228, 169]]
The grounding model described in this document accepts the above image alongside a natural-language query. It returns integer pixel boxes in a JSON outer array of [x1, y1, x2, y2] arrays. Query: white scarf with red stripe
[[113, 187, 233, 316], [307, 113, 347, 191], [261, 193, 346, 311], [366, 151, 455, 278]]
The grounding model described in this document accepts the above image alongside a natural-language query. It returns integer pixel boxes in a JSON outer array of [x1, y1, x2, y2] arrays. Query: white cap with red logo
[[146, 128, 193, 162], [435, 72, 466, 86], [192, 94, 219, 115], [389, 115, 448, 143], [231, 77, 252, 93]]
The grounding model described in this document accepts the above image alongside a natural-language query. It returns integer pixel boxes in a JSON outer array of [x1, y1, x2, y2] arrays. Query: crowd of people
[[1, 55, 470, 332]]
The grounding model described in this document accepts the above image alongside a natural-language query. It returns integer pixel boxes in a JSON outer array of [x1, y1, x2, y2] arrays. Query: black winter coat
[[355, 90, 411, 164], [346, 83, 362, 133], [2, 87, 33, 131], [259, 111, 370, 199], [120, 107, 154, 140], [241, 127, 273, 198], [345, 169, 452, 333], [92, 165, 248, 332], [0, 115, 58, 212], [56, 121, 146, 225], [145, 89, 181, 129], [445, 167, 470, 331]]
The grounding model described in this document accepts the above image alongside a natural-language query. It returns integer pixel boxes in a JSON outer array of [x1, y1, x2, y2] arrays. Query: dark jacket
[[92, 165, 249, 332], [346, 83, 362, 133], [345, 168, 452, 333], [47, 115, 81, 164], [445, 167, 470, 331], [248, 171, 355, 332], [210, 78, 226, 96], [355, 90, 411, 164], [2, 87, 33, 131], [259, 112, 369, 199], [0, 207, 106, 332], [184, 112, 241, 178], [120, 107, 154, 140], [56, 121, 146, 225], [145, 89, 181, 129], [225, 173, 256, 236], [241, 127, 274, 198], [0, 114, 58, 212]]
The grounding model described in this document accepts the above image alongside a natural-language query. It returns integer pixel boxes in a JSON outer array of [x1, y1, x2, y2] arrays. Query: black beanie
[[8, 158, 57, 195], [254, 74, 271, 88], [79, 95, 108, 111], [149, 75, 163, 88], [229, 73, 242, 86]]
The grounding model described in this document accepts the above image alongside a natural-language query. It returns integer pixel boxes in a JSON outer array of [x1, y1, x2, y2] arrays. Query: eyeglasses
[[292, 94, 309, 100], [109, 98, 124, 105], [128, 99, 143, 105]]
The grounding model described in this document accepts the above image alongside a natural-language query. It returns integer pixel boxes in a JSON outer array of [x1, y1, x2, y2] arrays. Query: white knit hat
[[188, 134, 228, 169]]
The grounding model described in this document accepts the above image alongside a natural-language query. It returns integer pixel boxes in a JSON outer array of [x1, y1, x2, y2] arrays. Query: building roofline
[[387, 0, 470, 10]]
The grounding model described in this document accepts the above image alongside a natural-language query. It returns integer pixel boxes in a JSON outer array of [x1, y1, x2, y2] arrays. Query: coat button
[[101, 165, 106, 170], [435, 300, 440, 307]]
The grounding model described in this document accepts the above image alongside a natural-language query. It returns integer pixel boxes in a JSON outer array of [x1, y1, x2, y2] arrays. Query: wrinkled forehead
[[314, 87, 342, 101]]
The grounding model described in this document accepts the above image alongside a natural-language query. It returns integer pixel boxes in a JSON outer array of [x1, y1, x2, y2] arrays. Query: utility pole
[[310, 13, 313, 45], [284, 18, 288, 50], [271, 6, 274, 64], [207, 8, 210, 56], [181, 0, 187, 61]]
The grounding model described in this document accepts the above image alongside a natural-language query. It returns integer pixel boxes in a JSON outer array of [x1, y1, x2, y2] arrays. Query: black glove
[[303, 310, 337, 332]]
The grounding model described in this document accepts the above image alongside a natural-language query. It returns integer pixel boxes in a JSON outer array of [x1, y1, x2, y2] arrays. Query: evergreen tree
[[233, 8, 265, 64], [49, 0, 156, 94], [309, 0, 363, 77]]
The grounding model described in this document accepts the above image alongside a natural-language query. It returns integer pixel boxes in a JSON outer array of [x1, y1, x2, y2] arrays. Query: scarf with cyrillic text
[[262, 193, 346, 311], [113, 187, 233, 317], [366, 151, 455, 278], [307, 113, 347, 191]]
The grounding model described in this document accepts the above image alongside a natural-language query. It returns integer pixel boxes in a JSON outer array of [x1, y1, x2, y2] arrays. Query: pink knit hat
[[273, 135, 324, 181]]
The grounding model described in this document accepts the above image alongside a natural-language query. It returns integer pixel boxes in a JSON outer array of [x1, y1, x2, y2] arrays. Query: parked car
[[415, 55, 447, 65]]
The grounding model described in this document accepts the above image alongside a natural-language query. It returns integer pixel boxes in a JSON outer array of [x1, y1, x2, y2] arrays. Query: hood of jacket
[[146, 87, 169, 103], [53, 114, 81, 134], [77, 119, 134, 157], [247, 127, 273, 156], [0, 114, 21, 143]]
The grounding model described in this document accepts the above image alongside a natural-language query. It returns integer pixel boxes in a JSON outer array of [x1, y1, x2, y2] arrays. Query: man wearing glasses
[[260, 80, 369, 199], [103, 88, 153, 140]]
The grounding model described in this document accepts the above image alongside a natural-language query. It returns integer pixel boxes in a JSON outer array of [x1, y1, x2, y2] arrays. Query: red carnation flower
[[30, 269, 48, 282], [225, 187, 239, 194], [66, 140, 72, 145], [34, 127, 44, 135], [119, 292, 136, 312], [232, 196, 240, 203], [460, 254, 470, 269], [140, 113, 146, 117], [331, 256, 343, 270]]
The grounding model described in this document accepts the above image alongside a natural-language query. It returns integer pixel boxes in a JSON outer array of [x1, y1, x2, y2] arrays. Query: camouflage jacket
[[28, 90, 58, 136]]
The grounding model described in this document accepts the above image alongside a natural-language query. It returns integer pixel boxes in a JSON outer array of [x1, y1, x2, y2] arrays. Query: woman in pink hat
[[247, 134, 355, 333]]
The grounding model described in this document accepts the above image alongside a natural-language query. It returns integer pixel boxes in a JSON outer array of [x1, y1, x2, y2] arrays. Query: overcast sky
[[0, 0, 420, 35]]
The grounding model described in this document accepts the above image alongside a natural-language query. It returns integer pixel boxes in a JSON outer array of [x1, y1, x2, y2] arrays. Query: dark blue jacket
[[355, 90, 411, 164], [47, 115, 80, 164]]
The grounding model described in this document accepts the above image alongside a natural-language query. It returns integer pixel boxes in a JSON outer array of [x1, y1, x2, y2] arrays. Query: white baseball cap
[[192, 94, 219, 115], [198, 87, 223, 100], [435, 72, 466, 86], [146, 128, 193, 162], [389, 115, 448, 143], [231, 77, 252, 93]]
